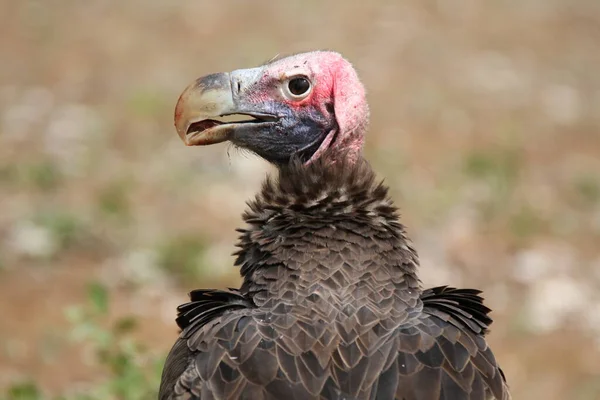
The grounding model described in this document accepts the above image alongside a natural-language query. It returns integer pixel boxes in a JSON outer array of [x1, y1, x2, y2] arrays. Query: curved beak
[[174, 68, 277, 146], [174, 73, 236, 146]]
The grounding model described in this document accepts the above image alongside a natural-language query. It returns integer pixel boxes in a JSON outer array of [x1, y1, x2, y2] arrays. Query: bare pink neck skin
[[307, 52, 370, 165], [307, 127, 362, 165]]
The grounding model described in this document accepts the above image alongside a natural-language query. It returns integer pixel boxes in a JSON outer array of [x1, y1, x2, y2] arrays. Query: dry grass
[[1, 0, 599, 398]]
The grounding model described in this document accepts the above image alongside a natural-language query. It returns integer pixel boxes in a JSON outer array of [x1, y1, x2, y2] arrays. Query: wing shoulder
[[380, 286, 510, 400], [159, 289, 254, 400]]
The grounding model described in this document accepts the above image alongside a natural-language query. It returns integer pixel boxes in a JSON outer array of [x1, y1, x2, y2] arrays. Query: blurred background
[[1, 0, 599, 399]]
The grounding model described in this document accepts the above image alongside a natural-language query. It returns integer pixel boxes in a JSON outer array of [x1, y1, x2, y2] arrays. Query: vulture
[[159, 51, 510, 400]]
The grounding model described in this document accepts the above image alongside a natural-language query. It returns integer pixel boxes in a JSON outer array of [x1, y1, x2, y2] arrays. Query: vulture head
[[174, 51, 369, 165]]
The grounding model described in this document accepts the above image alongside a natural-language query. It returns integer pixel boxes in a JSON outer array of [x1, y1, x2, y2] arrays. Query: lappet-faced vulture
[[159, 51, 510, 400]]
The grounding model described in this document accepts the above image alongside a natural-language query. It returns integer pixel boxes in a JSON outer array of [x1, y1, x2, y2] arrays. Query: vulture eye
[[283, 76, 312, 100]]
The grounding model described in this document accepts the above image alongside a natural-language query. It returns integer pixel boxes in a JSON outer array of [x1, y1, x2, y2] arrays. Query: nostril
[[237, 81, 241, 92]]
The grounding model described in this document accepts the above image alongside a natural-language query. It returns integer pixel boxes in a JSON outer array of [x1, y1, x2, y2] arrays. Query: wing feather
[[387, 286, 510, 400], [161, 286, 510, 400]]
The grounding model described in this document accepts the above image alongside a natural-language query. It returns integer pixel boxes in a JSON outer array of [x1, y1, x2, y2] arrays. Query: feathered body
[[160, 157, 509, 400]]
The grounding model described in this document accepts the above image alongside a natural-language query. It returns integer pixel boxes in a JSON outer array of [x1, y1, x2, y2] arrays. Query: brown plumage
[[160, 51, 510, 399]]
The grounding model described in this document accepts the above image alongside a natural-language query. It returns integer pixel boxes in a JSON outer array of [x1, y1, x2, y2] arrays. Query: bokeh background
[[1, 1, 599, 399]]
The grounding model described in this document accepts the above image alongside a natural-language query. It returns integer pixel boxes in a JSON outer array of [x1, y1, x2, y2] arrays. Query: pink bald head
[[174, 51, 370, 165], [252, 51, 370, 163]]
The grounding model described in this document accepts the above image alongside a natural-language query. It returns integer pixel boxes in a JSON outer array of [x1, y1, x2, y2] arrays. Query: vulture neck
[[233, 154, 422, 319]]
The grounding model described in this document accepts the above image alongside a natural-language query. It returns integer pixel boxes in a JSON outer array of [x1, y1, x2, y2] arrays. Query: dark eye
[[288, 77, 311, 96]]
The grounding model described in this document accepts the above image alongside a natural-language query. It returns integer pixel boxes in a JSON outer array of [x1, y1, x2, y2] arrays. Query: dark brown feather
[[159, 156, 510, 400]]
